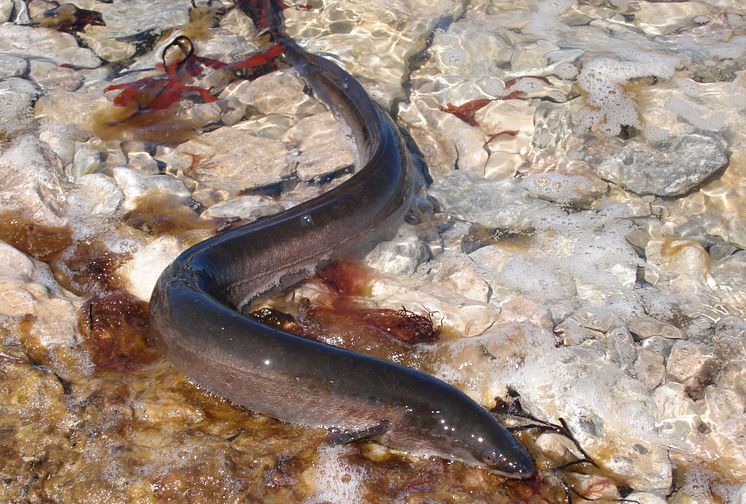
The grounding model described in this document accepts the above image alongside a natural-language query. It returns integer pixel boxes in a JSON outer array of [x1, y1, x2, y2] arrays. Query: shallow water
[[0, 0, 745, 502]]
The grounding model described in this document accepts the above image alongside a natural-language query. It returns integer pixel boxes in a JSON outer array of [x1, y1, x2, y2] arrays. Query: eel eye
[[482, 448, 500, 466]]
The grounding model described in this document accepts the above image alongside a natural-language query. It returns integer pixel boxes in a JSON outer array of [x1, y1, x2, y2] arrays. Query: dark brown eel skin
[[150, 0, 535, 479]]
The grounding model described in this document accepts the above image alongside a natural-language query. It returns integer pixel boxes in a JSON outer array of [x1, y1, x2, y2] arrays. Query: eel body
[[149, 0, 535, 479]]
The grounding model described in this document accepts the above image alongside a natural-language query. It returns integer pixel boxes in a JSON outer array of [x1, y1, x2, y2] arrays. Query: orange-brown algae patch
[[0, 211, 72, 262], [78, 289, 159, 369], [123, 192, 216, 242], [88, 102, 208, 144], [52, 238, 127, 296], [317, 260, 374, 297]]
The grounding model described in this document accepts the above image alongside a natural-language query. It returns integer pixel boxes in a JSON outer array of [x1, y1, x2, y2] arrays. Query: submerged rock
[[0, 23, 100, 68], [589, 131, 728, 196]]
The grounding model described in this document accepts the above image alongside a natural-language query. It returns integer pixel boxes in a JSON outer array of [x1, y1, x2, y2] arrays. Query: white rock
[[202, 194, 283, 222], [100, 0, 192, 38], [522, 172, 606, 208], [28, 60, 82, 92], [165, 126, 293, 195], [369, 275, 500, 338], [428, 253, 491, 303], [77, 25, 136, 63], [366, 234, 429, 277], [478, 100, 535, 179], [220, 70, 325, 118], [0, 0, 12, 22], [118, 236, 183, 302], [112, 167, 191, 211], [0, 54, 27, 79], [0, 77, 39, 136], [0, 24, 100, 68], [282, 112, 356, 182], [633, 348, 666, 391], [0, 134, 67, 227], [0, 243, 81, 348]]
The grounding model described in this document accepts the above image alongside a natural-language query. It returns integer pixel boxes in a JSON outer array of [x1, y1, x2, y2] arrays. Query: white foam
[[304, 445, 367, 504]]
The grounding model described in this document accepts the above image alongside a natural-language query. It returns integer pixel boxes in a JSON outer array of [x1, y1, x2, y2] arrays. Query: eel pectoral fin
[[327, 420, 391, 445]]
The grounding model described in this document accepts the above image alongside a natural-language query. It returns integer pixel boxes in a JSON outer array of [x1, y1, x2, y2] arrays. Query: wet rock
[[369, 275, 500, 338], [221, 70, 325, 119], [162, 126, 293, 195], [589, 131, 728, 197], [66, 174, 123, 239], [642, 336, 675, 360], [202, 194, 283, 222], [426, 252, 491, 303], [28, 60, 82, 92], [666, 340, 719, 394], [366, 234, 429, 277], [282, 112, 356, 182], [478, 100, 535, 179], [77, 25, 136, 63], [428, 170, 546, 230], [112, 168, 191, 211], [101, 0, 192, 38], [0, 23, 100, 68], [629, 316, 686, 340], [0, 134, 67, 227], [0, 54, 27, 79], [633, 348, 666, 391], [0, 243, 81, 348], [0, 77, 39, 136], [522, 172, 607, 208], [555, 317, 604, 346], [0, 0, 11, 22], [118, 236, 183, 302]]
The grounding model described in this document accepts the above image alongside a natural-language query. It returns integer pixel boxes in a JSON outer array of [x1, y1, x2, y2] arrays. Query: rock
[[282, 113, 356, 182], [0, 77, 39, 136], [426, 252, 491, 303], [202, 194, 283, 222], [28, 60, 82, 92], [77, 25, 136, 63], [478, 100, 536, 179], [101, 0, 192, 38], [0, 243, 81, 348], [163, 126, 293, 195], [428, 170, 547, 231], [112, 168, 191, 211], [555, 317, 604, 346], [0, 54, 27, 79], [0, 0, 12, 22], [369, 275, 500, 338], [66, 174, 123, 239], [666, 340, 719, 394], [70, 143, 104, 180], [522, 172, 607, 208], [629, 316, 686, 340], [0, 134, 67, 227], [633, 348, 666, 391], [220, 70, 325, 118], [366, 234, 429, 277], [117, 236, 183, 302], [0, 24, 100, 68], [589, 131, 728, 197]]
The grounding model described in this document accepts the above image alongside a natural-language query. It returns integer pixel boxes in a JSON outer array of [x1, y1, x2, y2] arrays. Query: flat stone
[[101, 0, 192, 38], [589, 131, 728, 196], [0, 24, 100, 68], [118, 236, 183, 302], [633, 348, 666, 390], [166, 126, 293, 195], [0, 54, 27, 79], [628, 316, 686, 340], [522, 172, 607, 208], [112, 168, 191, 211], [77, 25, 136, 63], [282, 112, 356, 182]]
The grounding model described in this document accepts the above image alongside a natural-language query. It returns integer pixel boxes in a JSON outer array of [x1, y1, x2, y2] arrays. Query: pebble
[[117, 236, 183, 302], [112, 167, 191, 211], [628, 315, 686, 340], [0, 77, 39, 136], [0, 54, 27, 79]]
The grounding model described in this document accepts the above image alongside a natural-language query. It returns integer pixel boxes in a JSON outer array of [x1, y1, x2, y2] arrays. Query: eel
[[149, 0, 535, 479]]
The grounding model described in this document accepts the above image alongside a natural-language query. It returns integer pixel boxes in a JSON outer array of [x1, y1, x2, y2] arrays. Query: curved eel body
[[150, 0, 535, 479]]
